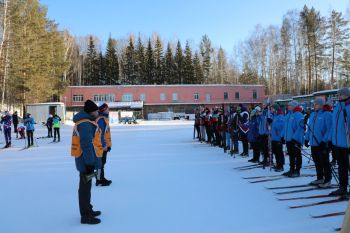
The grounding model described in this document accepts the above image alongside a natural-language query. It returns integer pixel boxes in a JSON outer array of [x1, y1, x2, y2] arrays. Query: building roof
[[68, 84, 265, 88]]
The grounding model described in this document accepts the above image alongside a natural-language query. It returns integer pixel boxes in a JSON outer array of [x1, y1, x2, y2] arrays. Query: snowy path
[[0, 123, 347, 233]]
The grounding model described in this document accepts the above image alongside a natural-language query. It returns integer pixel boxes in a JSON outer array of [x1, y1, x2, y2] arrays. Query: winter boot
[[81, 216, 101, 225], [329, 187, 348, 196], [318, 181, 332, 189], [274, 167, 284, 172], [90, 210, 101, 217], [309, 179, 324, 186], [289, 170, 300, 178], [282, 170, 292, 177]]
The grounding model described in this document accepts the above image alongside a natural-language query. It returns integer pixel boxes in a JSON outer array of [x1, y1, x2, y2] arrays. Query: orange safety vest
[[96, 116, 112, 148], [71, 119, 103, 158]]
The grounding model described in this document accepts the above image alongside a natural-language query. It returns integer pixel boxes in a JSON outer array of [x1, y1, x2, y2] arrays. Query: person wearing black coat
[[12, 111, 19, 138]]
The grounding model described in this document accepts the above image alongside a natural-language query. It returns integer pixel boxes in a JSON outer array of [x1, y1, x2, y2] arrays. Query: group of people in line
[[0, 110, 63, 148], [194, 87, 350, 197]]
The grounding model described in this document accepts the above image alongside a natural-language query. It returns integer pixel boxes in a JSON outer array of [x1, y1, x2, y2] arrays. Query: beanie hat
[[272, 103, 280, 111], [288, 100, 298, 108], [98, 103, 109, 113], [313, 98, 325, 106], [338, 87, 350, 97], [84, 100, 98, 113]]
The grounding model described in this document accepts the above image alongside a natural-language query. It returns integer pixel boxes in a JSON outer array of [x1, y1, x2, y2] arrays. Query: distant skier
[[228, 106, 240, 155], [24, 113, 35, 147], [96, 103, 112, 186], [71, 100, 102, 224], [12, 111, 19, 138], [53, 114, 61, 142], [329, 88, 350, 196], [1, 111, 12, 148], [17, 125, 26, 139], [257, 103, 272, 166], [239, 105, 250, 157], [46, 115, 53, 138], [247, 108, 260, 163]]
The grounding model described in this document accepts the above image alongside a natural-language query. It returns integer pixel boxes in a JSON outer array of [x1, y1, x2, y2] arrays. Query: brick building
[[62, 84, 265, 119]]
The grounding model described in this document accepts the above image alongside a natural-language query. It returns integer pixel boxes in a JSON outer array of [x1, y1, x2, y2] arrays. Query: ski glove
[[107, 147, 111, 152], [304, 140, 310, 148]]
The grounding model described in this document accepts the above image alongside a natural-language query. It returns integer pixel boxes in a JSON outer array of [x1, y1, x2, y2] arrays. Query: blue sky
[[40, 0, 349, 54]]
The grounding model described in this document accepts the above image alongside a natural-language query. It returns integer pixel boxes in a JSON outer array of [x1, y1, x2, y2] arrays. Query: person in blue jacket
[[329, 88, 350, 196], [271, 104, 285, 172], [247, 108, 260, 163], [283, 100, 304, 177], [73, 100, 102, 224], [257, 103, 273, 166], [24, 113, 35, 147], [304, 98, 332, 188]]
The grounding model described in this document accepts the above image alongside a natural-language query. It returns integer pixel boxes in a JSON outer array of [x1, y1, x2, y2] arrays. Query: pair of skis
[[246, 174, 316, 184]]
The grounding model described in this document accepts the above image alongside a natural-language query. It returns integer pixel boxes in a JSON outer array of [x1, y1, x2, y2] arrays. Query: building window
[[160, 93, 166, 101], [224, 92, 228, 100], [235, 92, 240, 99], [93, 94, 115, 102], [73, 95, 84, 102], [253, 90, 257, 99], [206, 94, 211, 102], [140, 93, 146, 101], [122, 93, 133, 102], [194, 93, 199, 100], [172, 93, 178, 101]]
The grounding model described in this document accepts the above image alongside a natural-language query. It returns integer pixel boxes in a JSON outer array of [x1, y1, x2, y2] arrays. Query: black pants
[[195, 125, 200, 139], [286, 141, 302, 172], [79, 173, 93, 217], [98, 151, 108, 180], [27, 130, 34, 146], [205, 126, 212, 143], [54, 128, 60, 140], [241, 134, 248, 154], [272, 141, 284, 168], [260, 135, 269, 162], [311, 146, 332, 182], [334, 146, 349, 189], [251, 142, 260, 161], [47, 126, 52, 137], [14, 124, 18, 133]]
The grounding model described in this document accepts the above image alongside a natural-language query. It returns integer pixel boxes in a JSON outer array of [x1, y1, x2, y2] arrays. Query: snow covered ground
[[0, 123, 347, 233]]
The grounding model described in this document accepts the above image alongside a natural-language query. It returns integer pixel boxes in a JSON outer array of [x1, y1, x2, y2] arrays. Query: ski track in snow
[[0, 123, 346, 233]]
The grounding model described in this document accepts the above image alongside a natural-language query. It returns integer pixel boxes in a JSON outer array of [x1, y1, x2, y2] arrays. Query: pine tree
[[84, 36, 99, 85], [325, 10, 350, 88], [154, 36, 164, 84], [163, 42, 174, 84], [217, 47, 228, 84], [174, 40, 184, 84], [193, 52, 203, 84], [145, 38, 155, 84], [135, 35, 145, 84], [98, 52, 105, 85], [123, 36, 136, 84], [105, 37, 119, 85], [183, 41, 194, 84], [200, 35, 212, 84]]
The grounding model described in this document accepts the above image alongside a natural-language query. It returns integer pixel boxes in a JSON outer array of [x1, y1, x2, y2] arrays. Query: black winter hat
[[84, 100, 98, 113]]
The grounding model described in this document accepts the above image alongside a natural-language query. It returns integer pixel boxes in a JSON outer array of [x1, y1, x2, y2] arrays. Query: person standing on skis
[[247, 108, 260, 163], [1, 111, 12, 148], [53, 114, 61, 142], [24, 113, 35, 147], [329, 88, 350, 196], [270, 104, 285, 172], [46, 115, 53, 138], [283, 100, 304, 177], [12, 111, 19, 138]]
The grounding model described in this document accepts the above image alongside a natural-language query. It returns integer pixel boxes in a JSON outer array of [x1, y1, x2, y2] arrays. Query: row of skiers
[[0, 111, 62, 148], [194, 87, 350, 197]]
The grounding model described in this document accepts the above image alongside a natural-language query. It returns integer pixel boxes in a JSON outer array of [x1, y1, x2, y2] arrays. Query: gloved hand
[[328, 141, 333, 150], [107, 147, 111, 152], [85, 165, 95, 174], [281, 137, 285, 144], [304, 140, 310, 148], [319, 141, 327, 150]]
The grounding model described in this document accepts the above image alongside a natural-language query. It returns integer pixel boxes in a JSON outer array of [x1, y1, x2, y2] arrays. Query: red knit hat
[[98, 103, 109, 112]]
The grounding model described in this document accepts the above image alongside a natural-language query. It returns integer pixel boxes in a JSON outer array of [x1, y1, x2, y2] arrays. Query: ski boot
[[81, 216, 101, 225], [318, 181, 331, 189], [329, 187, 348, 196], [309, 179, 324, 186], [289, 170, 300, 178], [282, 170, 292, 177]]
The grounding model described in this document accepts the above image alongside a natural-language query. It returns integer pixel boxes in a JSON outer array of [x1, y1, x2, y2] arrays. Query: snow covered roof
[[95, 101, 143, 109], [26, 102, 65, 106]]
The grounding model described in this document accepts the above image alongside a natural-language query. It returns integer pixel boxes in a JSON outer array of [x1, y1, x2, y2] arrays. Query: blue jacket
[[331, 101, 350, 148], [291, 109, 305, 144], [305, 110, 329, 146], [247, 116, 259, 143], [73, 111, 101, 172], [323, 110, 333, 142], [271, 113, 284, 142], [24, 116, 35, 131], [284, 111, 292, 141], [97, 112, 109, 148], [258, 109, 272, 135]]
